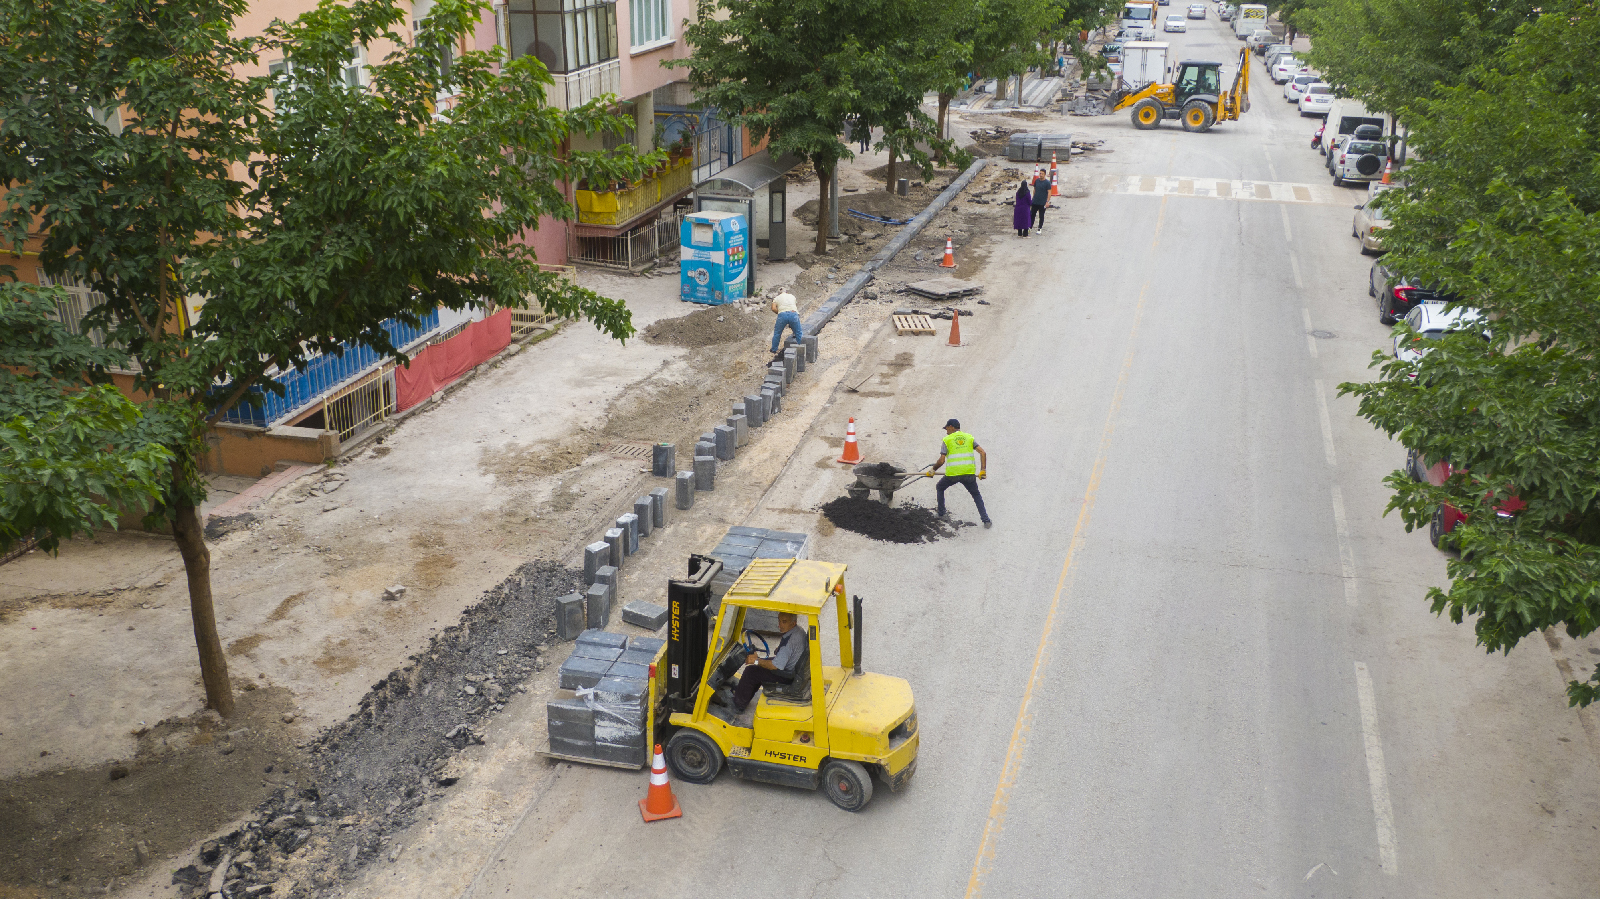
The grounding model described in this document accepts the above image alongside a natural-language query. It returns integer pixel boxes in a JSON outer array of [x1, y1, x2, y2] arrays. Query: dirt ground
[[0, 112, 1065, 898]]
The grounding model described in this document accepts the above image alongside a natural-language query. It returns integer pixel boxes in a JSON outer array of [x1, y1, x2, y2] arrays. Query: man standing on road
[[1030, 173, 1051, 233], [770, 291, 802, 360], [930, 418, 991, 528]]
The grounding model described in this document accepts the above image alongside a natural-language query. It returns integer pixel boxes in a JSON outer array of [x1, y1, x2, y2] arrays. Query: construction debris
[[905, 277, 982, 300]]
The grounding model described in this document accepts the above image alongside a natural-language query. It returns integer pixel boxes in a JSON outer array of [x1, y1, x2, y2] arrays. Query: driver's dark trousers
[[734, 666, 793, 711]]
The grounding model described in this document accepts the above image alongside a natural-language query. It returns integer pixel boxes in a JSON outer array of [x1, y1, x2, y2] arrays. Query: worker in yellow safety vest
[[929, 418, 991, 528]]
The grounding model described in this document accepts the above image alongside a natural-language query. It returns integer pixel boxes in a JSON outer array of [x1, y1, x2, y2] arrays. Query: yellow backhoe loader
[[1109, 48, 1251, 133]]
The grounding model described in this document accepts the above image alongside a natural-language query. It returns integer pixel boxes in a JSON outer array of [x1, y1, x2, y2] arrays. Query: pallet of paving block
[[892, 314, 937, 336], [536, 639, 666, 770]]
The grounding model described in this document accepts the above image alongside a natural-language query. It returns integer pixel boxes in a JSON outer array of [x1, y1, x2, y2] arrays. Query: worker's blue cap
[[945, 419, 960, 429]]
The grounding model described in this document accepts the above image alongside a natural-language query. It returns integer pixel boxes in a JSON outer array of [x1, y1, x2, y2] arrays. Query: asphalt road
[[458, 14, 1600, 899]]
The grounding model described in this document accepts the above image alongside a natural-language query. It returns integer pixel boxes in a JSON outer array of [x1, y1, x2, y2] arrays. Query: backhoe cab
[[662, 556, 918, 811], [1111, 48, 1251, 132]]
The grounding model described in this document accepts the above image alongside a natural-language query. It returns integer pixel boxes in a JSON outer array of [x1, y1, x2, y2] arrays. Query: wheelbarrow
[[846, 462, 933, 506]]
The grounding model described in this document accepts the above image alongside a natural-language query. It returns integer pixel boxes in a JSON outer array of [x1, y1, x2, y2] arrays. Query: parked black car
[[1369, 261, 1463, 325]]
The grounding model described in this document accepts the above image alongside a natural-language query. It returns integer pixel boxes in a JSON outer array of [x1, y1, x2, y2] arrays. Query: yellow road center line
[[963, 196, 1165, 897]]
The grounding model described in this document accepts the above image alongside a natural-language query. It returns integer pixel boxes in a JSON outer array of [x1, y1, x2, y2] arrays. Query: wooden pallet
[[893, 314, 937, 335]]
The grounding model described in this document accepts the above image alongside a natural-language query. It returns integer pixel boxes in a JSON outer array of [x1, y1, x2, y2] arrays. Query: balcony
[[574, 156, 693, 228]]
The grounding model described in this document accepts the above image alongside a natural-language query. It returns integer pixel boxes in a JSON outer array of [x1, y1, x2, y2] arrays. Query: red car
[[1413, 455, 1526, 549]]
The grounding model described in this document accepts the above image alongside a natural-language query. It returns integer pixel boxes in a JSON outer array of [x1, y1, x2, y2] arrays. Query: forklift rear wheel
[[666, 730, 724, 785], [821, 759, 874, 812]]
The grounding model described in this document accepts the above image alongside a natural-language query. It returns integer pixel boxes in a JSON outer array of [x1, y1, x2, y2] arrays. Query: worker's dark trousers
[[937, 474, 990, 522], [1030, 204, 1046, 230], [734, 666, 793, 710]]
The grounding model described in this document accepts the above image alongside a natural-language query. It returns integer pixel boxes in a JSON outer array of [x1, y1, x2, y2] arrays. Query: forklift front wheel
[[821, 759, 874, 812], [666, 730, 724, 785]]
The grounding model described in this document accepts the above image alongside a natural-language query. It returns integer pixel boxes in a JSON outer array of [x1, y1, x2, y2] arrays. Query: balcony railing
[[217, 309, 441, 428], [575, 156, 694, 227]]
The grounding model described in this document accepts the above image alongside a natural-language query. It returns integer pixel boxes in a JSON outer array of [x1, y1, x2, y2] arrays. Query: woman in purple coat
[[1012, 180, 1032, 237]]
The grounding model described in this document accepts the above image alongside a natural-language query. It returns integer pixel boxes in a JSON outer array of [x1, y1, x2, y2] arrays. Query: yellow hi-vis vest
[[942, 431, 978, 476]]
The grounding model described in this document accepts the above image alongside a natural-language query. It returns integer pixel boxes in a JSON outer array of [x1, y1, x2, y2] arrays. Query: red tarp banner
[[394, 309, 512, 411]]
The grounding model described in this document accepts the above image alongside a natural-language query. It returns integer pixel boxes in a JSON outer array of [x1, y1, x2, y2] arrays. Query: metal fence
[[217, 309, 440, 428], [572, 206, 686, 270]]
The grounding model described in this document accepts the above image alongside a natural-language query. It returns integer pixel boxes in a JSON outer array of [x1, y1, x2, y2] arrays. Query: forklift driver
[[730, 612, 808, 713]]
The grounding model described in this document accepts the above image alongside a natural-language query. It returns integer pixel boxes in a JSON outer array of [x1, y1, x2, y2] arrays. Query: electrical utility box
[[680, 211, 750, 306]]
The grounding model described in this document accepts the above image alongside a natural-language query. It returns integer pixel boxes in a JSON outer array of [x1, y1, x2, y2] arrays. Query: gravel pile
[[171, 561, 579, 899], [819, 496, 963, 544]]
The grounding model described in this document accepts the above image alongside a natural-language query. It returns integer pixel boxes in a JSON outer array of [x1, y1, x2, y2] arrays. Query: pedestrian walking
[[1030, 173, 1051, 232], [1013, 181, 1032, 237], [929, 418, 991, 528], [770, 291, 803, 358]]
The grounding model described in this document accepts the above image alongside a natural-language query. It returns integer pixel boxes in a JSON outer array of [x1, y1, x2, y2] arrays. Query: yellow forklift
[[1109, 48, 1251, 132], [661, 556, 918, 811]]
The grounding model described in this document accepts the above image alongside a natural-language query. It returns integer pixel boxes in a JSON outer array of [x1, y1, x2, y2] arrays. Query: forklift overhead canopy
[[724, 559, 847, 614], [696, 150, 803, 198]]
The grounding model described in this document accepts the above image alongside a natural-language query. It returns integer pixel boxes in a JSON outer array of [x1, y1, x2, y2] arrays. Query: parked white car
[[1284, 72, 1318, 101], [1393, 303, 1486, 366], [1299, 83, 1333, 116], [1332, 137, 1389, 186], [1270, 56, 1304, 83], [1164, 15, 1187, 31]]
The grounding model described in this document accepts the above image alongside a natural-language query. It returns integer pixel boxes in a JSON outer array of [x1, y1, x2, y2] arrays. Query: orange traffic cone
[[1381, 157, 1393, 184], [1032, 163, 1042, 184], [837, 417, 862, 464], [1049, 153, 1060, 196], [947, 310, 963, 347], [939, 238, 956, 268], [639, 744, 682, 822]]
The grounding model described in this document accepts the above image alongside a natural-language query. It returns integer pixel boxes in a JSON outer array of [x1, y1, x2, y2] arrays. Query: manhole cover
[[1311, 330, 1337, 339], [602, 443, 653, 459]]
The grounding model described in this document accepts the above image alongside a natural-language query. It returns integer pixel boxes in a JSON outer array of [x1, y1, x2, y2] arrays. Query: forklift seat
[[763, 645, 811, 705]]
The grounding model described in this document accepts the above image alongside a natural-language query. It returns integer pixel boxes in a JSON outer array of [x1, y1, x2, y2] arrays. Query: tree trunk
[[886, 151, 897, 191], [995, 75, 1008, 101], [814, 160, 831, 256], [936, 92, 952, 163], [172, 478, 234, 716]]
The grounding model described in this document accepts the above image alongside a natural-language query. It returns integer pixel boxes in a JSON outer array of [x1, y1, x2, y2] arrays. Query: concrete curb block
[[801, 157, 990, 335]]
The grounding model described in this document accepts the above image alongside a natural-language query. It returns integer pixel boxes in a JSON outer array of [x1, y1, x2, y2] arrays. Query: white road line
[[1353, 661, 1400, 875], [1302, 307, 1317, 358], [1290, 254, 1304, 289], [1314, 379, 1336, 467], [1330, 486, 1358, 607], [1265, 151, 1279, 181], [1279, 204, 1293, 242]]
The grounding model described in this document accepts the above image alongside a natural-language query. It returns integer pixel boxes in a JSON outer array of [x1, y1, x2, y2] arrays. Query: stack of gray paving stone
[[548, 631, 665, 767], [707, 526, 812, 596]]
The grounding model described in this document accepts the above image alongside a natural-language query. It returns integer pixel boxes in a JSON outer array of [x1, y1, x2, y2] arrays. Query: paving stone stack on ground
[[548, 632, 665, 766]]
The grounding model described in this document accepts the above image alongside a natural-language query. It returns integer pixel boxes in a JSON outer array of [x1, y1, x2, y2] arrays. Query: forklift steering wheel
[[744, 630, 772, 660]]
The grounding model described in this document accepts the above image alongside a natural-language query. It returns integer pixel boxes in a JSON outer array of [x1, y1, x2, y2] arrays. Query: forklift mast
[[665, 554, 722, 713]]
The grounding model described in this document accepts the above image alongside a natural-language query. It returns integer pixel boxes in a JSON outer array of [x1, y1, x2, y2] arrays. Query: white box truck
[[1119, 41, 1170, 89], [1233, 3, 1268, 38], [1120, 0, 1158, 40]]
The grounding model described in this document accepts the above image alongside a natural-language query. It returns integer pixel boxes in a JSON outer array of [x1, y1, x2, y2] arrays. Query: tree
[[0, 0, 651, 715], [1299, 0, 1540, 116], [0, 283, 176, 553], [676, 0, 949, 254], [1339, 0, 1600, 706]]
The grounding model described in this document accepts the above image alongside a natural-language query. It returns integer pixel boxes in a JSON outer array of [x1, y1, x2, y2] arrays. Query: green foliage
[[0, 284, 175, 553], [1299, 0, 1540, 115], [1339, 0, 1600, 705]]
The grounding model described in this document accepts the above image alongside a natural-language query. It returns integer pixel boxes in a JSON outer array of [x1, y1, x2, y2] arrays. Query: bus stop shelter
[[695, 150, 800, 298]]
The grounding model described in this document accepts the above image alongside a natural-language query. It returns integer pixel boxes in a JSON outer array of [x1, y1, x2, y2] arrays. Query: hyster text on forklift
[[661, 555, 918, 811]]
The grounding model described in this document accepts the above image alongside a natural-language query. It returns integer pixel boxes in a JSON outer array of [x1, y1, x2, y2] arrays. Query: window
[[507, 0, 618, 74], [268, 58, 293, 108], [413, 21, 458, 95], [630, 0, 669, 49], [342, 45, 368, 89], [89, 104, 123, 136], [37, 272, 112, 349]]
